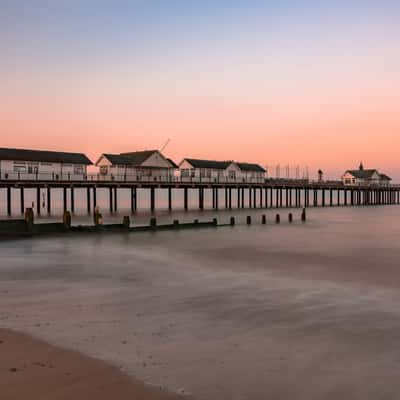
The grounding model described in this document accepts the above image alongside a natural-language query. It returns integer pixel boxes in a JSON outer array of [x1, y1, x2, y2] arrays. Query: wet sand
[[0, 329, 182, 400]]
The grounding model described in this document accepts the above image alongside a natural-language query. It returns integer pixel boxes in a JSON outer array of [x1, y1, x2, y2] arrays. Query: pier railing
[[0, 170, 397, 188]]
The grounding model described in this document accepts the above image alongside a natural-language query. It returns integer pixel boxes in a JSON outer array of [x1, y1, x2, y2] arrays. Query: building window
[[229, 171, 236, 179], [74, 165, 84, 174], [13, 165, 26, 172]]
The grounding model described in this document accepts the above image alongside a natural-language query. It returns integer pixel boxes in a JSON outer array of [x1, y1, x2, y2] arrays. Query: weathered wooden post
[[150, 217, 157, 228], [275, 214, 280, 224], [173, 219, 180, 228], [24, 208, 34, 232], [301, 208, 306, 222], [262, 214, 267, 225], [246, 216, 252, 225], [94, 207, 103, 226], [63, 211, 71, 229], [230, 217, 235, 226], [194, 219, 199, 225], [122, 216, 130, 228], [288, 213, 293, 223], [213, 218, 218, 226]]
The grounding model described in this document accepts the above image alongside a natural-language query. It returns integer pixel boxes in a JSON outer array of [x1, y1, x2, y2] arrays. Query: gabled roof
[[120, 150, 159, 165], [237, 162, 266, 172], [99, 150, 175, 168], [101, 150, 157, 166], [182, 158, 232, 170], [346, 169, 378, 179], [0, 147, 92, 165]]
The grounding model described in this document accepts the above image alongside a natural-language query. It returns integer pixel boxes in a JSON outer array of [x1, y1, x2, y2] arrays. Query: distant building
[[0, 147, 92, 180], [178, 158, 266, 183], [341, 163, 392, 187], [95, 150, 176, 181]]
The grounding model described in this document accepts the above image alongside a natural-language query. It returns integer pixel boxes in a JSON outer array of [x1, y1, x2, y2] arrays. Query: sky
[[1, 0, 400, 179]]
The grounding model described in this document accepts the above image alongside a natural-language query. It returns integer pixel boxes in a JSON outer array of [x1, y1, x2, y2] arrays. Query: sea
[[1, 201, 400, 399]]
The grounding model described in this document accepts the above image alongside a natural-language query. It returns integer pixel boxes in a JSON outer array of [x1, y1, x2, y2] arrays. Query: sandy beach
[[0, 328, 182, 400]]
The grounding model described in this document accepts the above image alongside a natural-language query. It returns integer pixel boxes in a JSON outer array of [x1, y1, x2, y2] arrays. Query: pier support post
[[63, 187, 67, 212], [114, 187, 118, 212], [168, 187, 172, 210], [241, 188, 245, 208], [86, 187, 91, 214], [70, 187, 75, 213], [47, 187, 51, 214], [279, 188, 283, 208], [150, 187, 155, 212], [93, 187, 97, 209], [249, 187, 252, 208], [130, 187, 137, 212], [215, 188, 219, 209], [264, 188, 268, 208], [7, 187, 11, 216], [322, 189, 325, 207], [229, 188, 232, 209], [20, 187, 24, 214], [36, 187, 41, 215], [184, 188, 188, 210], [199, 188, 204, 210], [237, 188, 240, 208], [109, 187, 113, 213], [225, 188, 228, 209]]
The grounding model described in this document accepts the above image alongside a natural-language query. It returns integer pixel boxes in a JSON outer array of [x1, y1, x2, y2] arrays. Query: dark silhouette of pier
[[1, 175, 399, 216]]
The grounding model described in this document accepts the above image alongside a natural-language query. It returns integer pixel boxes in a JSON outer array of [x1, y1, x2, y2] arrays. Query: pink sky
[[1, 1, 400, 180]]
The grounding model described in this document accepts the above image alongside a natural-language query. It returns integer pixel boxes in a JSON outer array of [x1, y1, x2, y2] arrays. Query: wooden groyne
[[0, 209, 307, 240]]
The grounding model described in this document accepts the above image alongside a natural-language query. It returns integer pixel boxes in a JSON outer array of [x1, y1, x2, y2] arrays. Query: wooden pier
[[1, 176, 399, 216]]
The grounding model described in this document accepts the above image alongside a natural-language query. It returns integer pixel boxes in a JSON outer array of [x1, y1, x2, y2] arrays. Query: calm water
[[1, 206, 400, 399]]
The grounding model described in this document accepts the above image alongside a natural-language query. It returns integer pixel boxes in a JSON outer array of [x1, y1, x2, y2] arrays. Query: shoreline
[[0, 328, 184, 400]]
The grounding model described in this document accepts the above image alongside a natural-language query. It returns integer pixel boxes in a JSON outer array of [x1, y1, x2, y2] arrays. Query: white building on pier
[[178, 158, 266, 183], [95, 150, 177, 181], [341, 163, 392, 187], [0, 147, 92, 181]]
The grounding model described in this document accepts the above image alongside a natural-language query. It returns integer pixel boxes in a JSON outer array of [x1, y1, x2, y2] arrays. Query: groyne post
[[63, 211, 71, 228], [123, 216, 130, 228], [230, 217, 235, 226], [275, 214, 280, 224], [288, 213, 293, 223], [246, 216, 252, 225], [262, 214, 267, 225], [25, 208, 34, 232]]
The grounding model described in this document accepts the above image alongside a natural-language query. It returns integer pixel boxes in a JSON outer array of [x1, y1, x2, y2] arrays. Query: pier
[[1, 174, 399, 216]]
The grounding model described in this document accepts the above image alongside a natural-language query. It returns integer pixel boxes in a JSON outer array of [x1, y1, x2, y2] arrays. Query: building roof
[[100, 150, 175, 168], [182, 159, 232, 170], [0, 147, 92, 165], [346, 169, 379, 179], [237, 162, 266, 172], [167, 158, 179, 169], [101, 150, 157, 166], [379, 173, 392, 181]]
